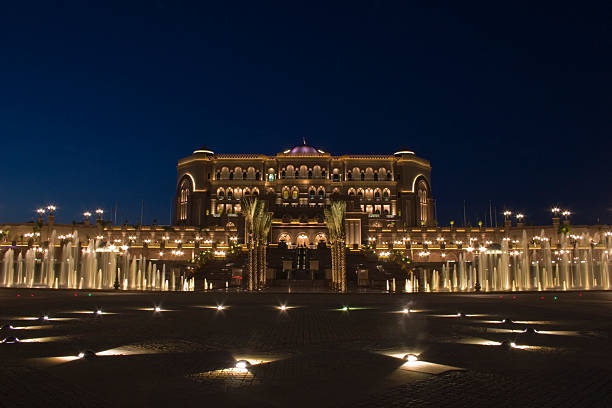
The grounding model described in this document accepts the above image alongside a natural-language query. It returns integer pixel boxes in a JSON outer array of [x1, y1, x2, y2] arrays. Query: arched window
[[216, 171, 221, 180], [347, 171, 352, 180], [417, 180, 429, 225], [321, 169, 326, 178], [244, 189, 250, 197], [217, 188, 225, 199], [357, 189, 363, 198], [242, 171, 247, 180], [229, 172, 234, 180], [282, 189, 289, 200], [348, 189, 355, 197], [308, 170, 312, 179], [281, 170, 286, 178], [360, 172, 365, 181], [295, 170, 299, 178], [383, 208, 389, 215], [374, 172, 379, 181], [179, 179, 191, 221], [253, 189, 259, 196], [309, 189, 315, 199], [256, 171, 260, 180], [267, 173, 274, 182], [386, 172, 392, 181], [383, 189, 389, 199], [292, 189, 299, 200], [227, 189, 233, 200], [333, 174, 339, 182], [374, 190, 380, 199], [318, 188, 324, 199]]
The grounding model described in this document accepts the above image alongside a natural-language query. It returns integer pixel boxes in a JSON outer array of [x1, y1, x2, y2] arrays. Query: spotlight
[[216, 305, 225, 311], [500, 340, 516, 350], [457, 312, 466, 318], [40, 314, 49, 321], [78, 350, 97, 359], [403, 353, 418, 362], [235, 360, 251, 369], [154, 306, 161, 312], [279, 305, 287, 311], [502, 318, 513, 325], [2, 336, 19, 344], [342, 306, 349, 312], [94, 309, 103, 315], [402, 308, 410, 314]]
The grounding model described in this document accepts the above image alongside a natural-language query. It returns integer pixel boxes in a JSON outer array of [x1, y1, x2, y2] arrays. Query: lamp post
[[503, 210, 512, 228]]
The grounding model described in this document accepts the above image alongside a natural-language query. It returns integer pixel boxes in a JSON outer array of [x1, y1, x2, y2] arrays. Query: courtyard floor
[[1, 288, 611, 407]]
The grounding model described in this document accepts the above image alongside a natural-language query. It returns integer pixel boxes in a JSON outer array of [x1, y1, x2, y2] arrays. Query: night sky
[[1, 1, 610, 226]]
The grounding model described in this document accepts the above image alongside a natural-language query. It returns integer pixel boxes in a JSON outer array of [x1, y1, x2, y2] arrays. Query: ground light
[[402, 308, 410, 314], [457, 312, 466, 318], [78, 350, 97, 359], [279, 305, 287, 311], [2, 336, 19, 343], [40, 314, 49, 321], [216, 305, 225, 311], [342, 306, 349, 312], [403, 353, 419, 362], [235, 360, 251, 369], [523, 327, 538, 335], [502, 318, 513, 325], [154, 306, 161, 312], [500, 340, 517, 350]]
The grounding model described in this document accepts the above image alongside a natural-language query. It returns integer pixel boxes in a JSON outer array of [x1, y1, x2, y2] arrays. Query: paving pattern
[[0, 289, 611, 407]]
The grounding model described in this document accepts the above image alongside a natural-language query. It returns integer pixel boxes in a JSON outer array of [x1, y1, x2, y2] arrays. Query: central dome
[[288, 138, 321, 155]]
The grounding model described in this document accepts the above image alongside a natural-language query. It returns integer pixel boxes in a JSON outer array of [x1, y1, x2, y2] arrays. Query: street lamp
[[551, 207, 561, 216], [503, 210, 512, 220], [46, 205, 56, 214], [36, 208, 46, 216], [562, 210, 571, 219], [515, 213, 524, 221]]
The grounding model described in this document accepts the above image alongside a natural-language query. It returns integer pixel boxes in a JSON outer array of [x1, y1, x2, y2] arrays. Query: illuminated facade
[[174, 141, 434, 247]]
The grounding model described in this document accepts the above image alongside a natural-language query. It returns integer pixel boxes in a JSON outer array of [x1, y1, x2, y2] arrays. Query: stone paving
[[0, 289, 611, 407]]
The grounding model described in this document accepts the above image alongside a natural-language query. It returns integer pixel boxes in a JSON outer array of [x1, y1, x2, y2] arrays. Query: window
[[256, 172, 260, 180], [244, 190, 250, 197], [347, 172, 352, 180], [360, 172, 365, 181], [321, 170, 326, 178], [218, 189, 225, 199], [295, 170, 299, 178], [308, 170, 312, 179], [383, 189, 389, 199], [216, 172, 220, 180], [374, 191, 380, 199], [268, 173, 274, 182], [227, 189, 233, 200], [207, 173, 211, 180], [417, 180, 428, 225], [292, 189, 299, 200], [333, 174, 339, 182], [318, 189, 324, 199], [229, 172, 234, 180], [374, 173, 378, 181], [242, 172, 247, 180], [283, 189, 289, 199], [386, 172, 392, 181], [309, 190, 315, 199], [179, 179, 190, 221], [348, 190, 355, 197], [357, 190, 363, 198], [253, 189, 259, 196], [281, 170, 286, 178]]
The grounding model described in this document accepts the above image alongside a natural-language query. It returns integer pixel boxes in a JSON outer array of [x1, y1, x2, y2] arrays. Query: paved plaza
[[1, 288, 611, 407]]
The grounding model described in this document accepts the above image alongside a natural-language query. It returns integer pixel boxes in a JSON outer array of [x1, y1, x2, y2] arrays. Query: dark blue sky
[[1, 1, 610, 226]]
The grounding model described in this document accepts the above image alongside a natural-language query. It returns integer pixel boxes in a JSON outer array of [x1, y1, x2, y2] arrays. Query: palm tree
[[242, 197, 263, 291], [255, 210, 272, 288], [325, 201, 346, 292]]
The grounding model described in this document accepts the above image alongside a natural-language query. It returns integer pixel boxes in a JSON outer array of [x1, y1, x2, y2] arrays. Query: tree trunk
[[253, 242, 259, 290], [340, 239, 346, 293], [331, 242, 336, 290], [248, 232, 254, 292], [262, 244, 267, 287]]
